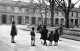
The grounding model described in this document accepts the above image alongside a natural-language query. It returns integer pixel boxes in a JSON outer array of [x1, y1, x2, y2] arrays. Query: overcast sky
[[0, 0, 80, 7]]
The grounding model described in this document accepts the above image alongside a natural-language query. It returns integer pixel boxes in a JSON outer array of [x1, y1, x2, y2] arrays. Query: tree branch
[[70, 0, 80, 11], [55, 0, 66, 12]]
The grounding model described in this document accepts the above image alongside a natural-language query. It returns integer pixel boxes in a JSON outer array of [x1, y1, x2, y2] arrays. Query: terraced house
[[0, 1, 80, 27]]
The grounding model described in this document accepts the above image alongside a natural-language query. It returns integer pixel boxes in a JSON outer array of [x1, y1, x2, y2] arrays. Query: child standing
[[48, 31, 53, 46], [30, 27, 36, 46], [10, 21, 17, 43], [53, 29, 59, 46]]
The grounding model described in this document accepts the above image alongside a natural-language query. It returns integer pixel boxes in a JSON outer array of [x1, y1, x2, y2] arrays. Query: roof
[[70, 8, 80, 12]]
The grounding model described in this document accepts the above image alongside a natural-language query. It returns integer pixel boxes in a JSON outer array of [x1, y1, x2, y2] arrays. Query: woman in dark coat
[[53, 29, 59, 46], [10, 21, 17, 43], [41, 25, 48, 46]]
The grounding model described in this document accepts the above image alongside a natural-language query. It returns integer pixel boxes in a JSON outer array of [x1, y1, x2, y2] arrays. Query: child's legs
[[55, 42, 58, 45], [11, 36, 14, 42], [49, 41, 52, 45], [51, 41, 52, 45], [31, 36, 35, 45], [33, 40, 35, 45], [31, 40, 34, 45], [44, 40, 46, 44], [31, 40, 33, 45], [54, 41, 58, 46]]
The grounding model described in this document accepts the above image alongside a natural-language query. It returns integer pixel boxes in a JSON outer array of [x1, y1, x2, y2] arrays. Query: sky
[[0, 0, 80, 8]]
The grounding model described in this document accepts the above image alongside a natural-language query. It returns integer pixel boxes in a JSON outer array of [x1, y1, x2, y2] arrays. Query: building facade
[[0, 1, 80, 27]]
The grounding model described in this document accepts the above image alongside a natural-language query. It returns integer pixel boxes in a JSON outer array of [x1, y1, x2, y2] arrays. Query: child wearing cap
[[30, 27, 36, 46]]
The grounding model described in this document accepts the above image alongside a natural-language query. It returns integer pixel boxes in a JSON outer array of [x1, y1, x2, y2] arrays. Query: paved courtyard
[[0, 25, 80, 51]]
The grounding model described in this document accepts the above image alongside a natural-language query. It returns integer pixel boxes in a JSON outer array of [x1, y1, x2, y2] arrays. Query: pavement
[[0, 25, 80, 51]]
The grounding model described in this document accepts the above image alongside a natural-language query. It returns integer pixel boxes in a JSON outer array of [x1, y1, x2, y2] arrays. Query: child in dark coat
[[10, 21, 17, 43], [53, 29, 59, 46], [48, 31, 53, 46], [30, 27, 36, 46]]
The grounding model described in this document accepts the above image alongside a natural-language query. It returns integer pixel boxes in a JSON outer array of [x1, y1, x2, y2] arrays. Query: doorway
[[31, 17, 35, 24], [10, 15, 15, 23], [2, 15, 7, 24], [18, 16, 22, 24]]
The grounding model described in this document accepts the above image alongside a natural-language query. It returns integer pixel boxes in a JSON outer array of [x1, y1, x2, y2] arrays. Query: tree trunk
[[50, 2, 54, 27], [44, 7, 47, 25], [41, 13, 44, 25], [65, 12, 69, 28], [39, 4, 43, 26]]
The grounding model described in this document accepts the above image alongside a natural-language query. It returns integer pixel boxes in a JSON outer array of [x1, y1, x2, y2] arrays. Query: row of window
[[1, 14, 43, 24], [55, 18, 64, 25], [71, 12, 79, 17], [0, 5, 41, 14]]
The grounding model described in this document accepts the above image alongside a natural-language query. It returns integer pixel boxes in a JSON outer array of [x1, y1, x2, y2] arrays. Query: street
[[0, 25, 80, 51]]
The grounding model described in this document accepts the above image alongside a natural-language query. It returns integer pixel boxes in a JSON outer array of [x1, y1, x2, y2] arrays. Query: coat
[[41, 28, 48, 40], [30, 31, 35, 36], [48, 34, 53, 42], [53, 32, 59, 42], [30, 30, 35, 40], [10, 25, 17, 36], [37, 25, 42, 31], [58, 26, 63, 36]]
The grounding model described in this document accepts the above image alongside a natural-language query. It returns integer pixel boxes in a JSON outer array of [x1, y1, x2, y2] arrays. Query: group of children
[[10, 21, 62, 46], [48, 30, 59, 46], [30, 26, 59, 46]]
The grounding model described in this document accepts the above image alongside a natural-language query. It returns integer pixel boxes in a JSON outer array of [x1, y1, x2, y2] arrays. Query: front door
[[18, 16, 22, 24], [32, 17, 35, 24], [10, 15, 14, 23], [2, 15, 7, 24]]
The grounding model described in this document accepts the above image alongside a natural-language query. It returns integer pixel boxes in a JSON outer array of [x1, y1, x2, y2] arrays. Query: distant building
[[0, 1, 80, 27]]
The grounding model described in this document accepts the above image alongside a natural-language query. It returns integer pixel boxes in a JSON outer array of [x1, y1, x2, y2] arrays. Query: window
[[61, 18, 64, 24], [33, 9, 36, 14], [56, 11, 59, 16], [75, 19, 78, 25], [25, 16, 29, 23], [6, 6, 12, 12], [10, 15, 15, 23], [0, 5, 4, 12], [38, 17, 41, 23], [55, 18, 59, 24], [26, 8, 29, 13], [71, 19, 73, 25], [3, 6, 6, 12], [14, 7, 19, 13], [72, 12, 73, 17], [76, 12, 78, 17]]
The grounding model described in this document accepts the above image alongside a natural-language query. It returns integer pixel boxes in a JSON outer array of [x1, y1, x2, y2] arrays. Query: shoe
[[54, 44, 58, 46], [32, 45, 36, 46], [11, 41, 16, 43]]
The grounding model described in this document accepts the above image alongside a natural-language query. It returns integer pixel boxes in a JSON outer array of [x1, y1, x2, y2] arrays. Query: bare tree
[[55, 0, 80, 28], [46, 0, 59, 27], [29, 0, 50, 25], [48, 0, 55, 27]]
